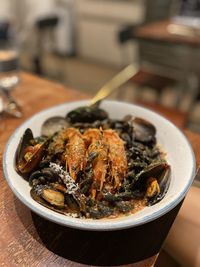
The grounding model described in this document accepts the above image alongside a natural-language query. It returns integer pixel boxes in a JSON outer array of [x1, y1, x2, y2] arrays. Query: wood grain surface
[[0, 72, 199, 267]]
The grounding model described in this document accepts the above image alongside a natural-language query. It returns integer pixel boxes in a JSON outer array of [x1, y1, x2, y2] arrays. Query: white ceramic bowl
[[3, 100, 196, 231]]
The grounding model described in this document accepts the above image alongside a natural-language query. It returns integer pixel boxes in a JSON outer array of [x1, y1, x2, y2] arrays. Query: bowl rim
[[3, 100, 196, 231]]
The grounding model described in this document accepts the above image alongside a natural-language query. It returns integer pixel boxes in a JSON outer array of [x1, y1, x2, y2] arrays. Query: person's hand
[[164, 185, 200, 267]]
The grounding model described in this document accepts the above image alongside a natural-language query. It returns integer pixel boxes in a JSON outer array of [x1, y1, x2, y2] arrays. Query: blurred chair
[[118, 27, 188, 128], [33, 16, 59, 75], [118, 0, 200, 111], [118, 28, 176, 104], [118, 20, 200, 113], [130, 69, 175, 103], [0, 22, 10, 40]]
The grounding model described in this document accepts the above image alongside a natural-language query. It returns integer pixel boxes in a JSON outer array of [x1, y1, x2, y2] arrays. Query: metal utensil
[[0, 75, 22, 118], [89, 63, 139, 106]]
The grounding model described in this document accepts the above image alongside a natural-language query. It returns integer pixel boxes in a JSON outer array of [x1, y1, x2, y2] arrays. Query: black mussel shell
[[64, 194, 80, 212], [29, 168, 60, 186], [15, 128, 34, 164], [41, 116, 69, 137], [132, 162, 171, 205], [16, 140, 47, 174], [133, 162, 169, 187], [31, 186, 69, 214], [66, 106, 108, 123], [148, 165, 171, 205], [124, 116, 156, 144], [132, 117, 156, 143]]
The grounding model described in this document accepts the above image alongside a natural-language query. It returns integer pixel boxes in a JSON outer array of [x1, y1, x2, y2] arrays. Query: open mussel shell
[[149, 165, 171, 205], [124, 116, 156, 144], [15, 128, 47, 174], [30, 185, 83, 215], [66, 105, 108, 123], [17, 142, 46, 174], [41, 116, 69, 137], [31, 186, 69, 215], [15, 128, 34, 164], [133, 162, 171, 205], [64, 194, 80, 212], [132, 117, 156, 143]]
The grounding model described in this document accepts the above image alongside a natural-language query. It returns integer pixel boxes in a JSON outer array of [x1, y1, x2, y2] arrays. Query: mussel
[[31, 185, 67, 214], [15, 128, 46, 174], [124, 116, 156, 144], [41, 116, 69, 137], [132, 162, 171, 205], [31, 184, 86, 215], [66, 105, 108, 123], [15, 128, 33, 163]]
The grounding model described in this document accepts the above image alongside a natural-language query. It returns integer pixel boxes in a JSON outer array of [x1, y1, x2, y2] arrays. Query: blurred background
[[1, 0, 200, 133]]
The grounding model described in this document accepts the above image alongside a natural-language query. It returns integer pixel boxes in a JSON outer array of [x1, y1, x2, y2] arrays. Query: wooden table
[[0, 72, 200, 267]]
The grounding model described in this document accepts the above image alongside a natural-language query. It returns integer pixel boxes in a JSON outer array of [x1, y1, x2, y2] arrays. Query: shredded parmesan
[[49, 162, 79, 194]]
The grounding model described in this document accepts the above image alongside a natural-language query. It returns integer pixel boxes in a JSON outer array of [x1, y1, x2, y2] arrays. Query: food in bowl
[[15, 105, 171, 219]]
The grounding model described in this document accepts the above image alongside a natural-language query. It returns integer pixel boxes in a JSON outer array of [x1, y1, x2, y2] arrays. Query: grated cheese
[[49, 162, 79, 194]]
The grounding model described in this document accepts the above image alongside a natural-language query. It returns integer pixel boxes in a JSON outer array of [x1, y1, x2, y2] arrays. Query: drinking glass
[[0, 21, 22, 117], [0, 21, 19, 90]]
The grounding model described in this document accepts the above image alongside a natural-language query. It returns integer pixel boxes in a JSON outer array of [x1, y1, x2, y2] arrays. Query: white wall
[[10, 0, 75, 55], [0, 0, 12, 21], [0, 0, 146, 63], [75, 0, 145, 66]]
